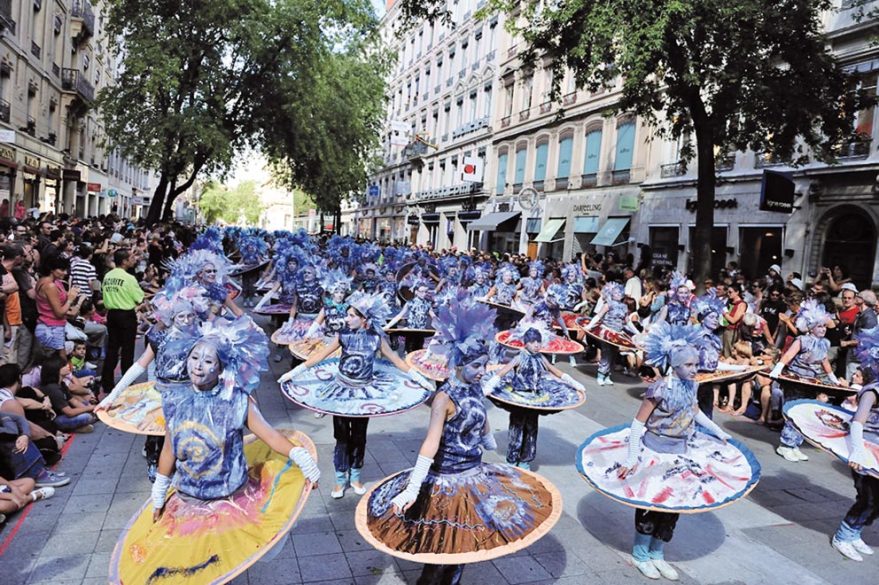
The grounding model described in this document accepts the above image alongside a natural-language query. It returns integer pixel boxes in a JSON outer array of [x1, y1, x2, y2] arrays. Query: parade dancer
[[356, 298, 561, 585], [560, 263, 589, 314], [691, 292, 724, 417], [830, 327, 879, 562], [280, 292, 432, 499], [467, 265, 491, 299], [167, 249, 244, 318], [655, 272, 693, 326], [770, 299, 846, 462], [587, 282, 629, 386], [111, 316, 320, 584], [386, 279, 436, 353], [516, 260, 546, 308]]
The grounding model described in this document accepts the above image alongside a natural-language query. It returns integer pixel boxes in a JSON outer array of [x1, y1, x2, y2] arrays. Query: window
[[557, 135, 573, 179], [461, 41, 468, 70], [456, 97, 464, 126], [614, 120, 635, 170], [495, 152, 508, 194], [649, 227, 679, 269], [504, 83, 514, 116], [521, 76, 533, 110], [514, 146, 527, 186], [483, 85, 492, 117], [583, 128, 603, 174], [534, 142, 548, 182], [469, 92, 477, 122]]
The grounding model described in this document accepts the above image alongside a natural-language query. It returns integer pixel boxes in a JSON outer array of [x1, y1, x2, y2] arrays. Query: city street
[[0, 314, 874, 585]]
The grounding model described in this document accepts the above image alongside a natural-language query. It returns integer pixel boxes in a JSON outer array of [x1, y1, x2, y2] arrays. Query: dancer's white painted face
[[346, 307, 364, 330], [672, 355, 698, 381], [173, 309, 196, 329], [703, 312, 720, 331], [188, 343, 221, 390], [503, 272, 512, 284], [812, 323, 827, 338], [199, 263, 217, 284], [676, 286, 690, 304], [332, 289, 346, 303]]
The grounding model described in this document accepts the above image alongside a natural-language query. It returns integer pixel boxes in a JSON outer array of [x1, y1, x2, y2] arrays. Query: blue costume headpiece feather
[[855, 326, 879, 379], [642, 322, 702, 373], [691, 292, 724, 321], [190, 227, 225, 255], [601, 282, 625, 301], [348, 291, 393, 332], [561, 263, 582, 283], [430, 290, 498, 368], [795, 299, 830, 332], [195, 315, 269, 398], [321, 267, 353, 295], [163, 249, 232, 296], [495, 263, 520, 284], [529, 260, 545, 278], [669, 271, 689, 291]]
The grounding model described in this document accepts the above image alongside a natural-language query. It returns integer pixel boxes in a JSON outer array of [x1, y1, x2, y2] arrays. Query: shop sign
[[45, 166, 61, 179], [87, 182, 102, 192], [24, 155, 40, 169], [131, 196, 149, 206], [619, 193, 639, 212], [0, 130, 15, 143], [62, 169, 81, 181], [0, 145, 15, 164], [685, 198, 738, 212], [460, 156, 484, 183], [759, 170, 794, 213], [572, 203, 602, 214]]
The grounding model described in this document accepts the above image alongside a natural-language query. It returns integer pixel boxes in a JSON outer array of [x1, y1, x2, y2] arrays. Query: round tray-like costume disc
[[782, 399, 879, 479], [288, 337, 340, 361], [695, 365, 764, 385], [478, 298, 526, 318], [229, 260, 269, 277], [255, 302, 294, 316], [552, 312, 586, 332], [109, 430, 316, 585], [584, 325, 639, 351], [576, 424, 761, 513], [495, 330, 583, 355], [270, 317, 313, 345], [775, 372, 856, 395], [488, 380, 585, 413], [405, 349, 450, 382], [355, 463, 562, 564], [96, 382, 164, 436], [280, 357, 434, 417]]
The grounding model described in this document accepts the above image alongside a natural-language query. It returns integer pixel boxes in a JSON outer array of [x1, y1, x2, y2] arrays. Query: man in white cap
[[767, 264, 784, 289], [841, 289, 879, 378]]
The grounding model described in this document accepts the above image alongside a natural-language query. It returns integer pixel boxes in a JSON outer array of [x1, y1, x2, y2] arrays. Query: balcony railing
[[562, 92, 577, 105], [24, 117, 36, 136], [501, 115, 511, 128], [0, 0, 14, 35], [508, 44, 518, 58], [31, 41, 41, 59], [539, 101, 552, 114], [71, 0, 95, 38], [754, 151, 791, 168], [61, 68, 95, 103], [715, 153, 736, 172], [660, 161, 686, 178], [611, 169, 631, 184], [519, 109, 530, 121], [838, 137, 872, 160], [580, 173, 598, 188], [0, 99, 9, 123]]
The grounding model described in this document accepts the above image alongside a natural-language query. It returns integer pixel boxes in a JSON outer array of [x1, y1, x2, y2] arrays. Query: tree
[[197, 181, 265, 225], [101, 0, 383, 226], [398, 0, 872, 286]]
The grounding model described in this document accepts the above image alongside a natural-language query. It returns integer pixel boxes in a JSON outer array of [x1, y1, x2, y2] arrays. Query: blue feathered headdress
[[546, 283, 567, 301], [190, 227, 225, 255], [691, 292, 724, 321], [164, 249, 232, 296], [430, 290, 498, 368], [151, 286, 213, 326], [562, 263, 582, 283], [855, 327, 879, 379], [601, 282, 625, 300], [321, 267, 353, 295], [348, 291, 393, 332], [194, 315, 269, 398], [642, 322, 702, 373], [495, 263, 520, 284], [795, 299, 830, 332], [528, 259, 545, 277], [669, 271, 689, 291]]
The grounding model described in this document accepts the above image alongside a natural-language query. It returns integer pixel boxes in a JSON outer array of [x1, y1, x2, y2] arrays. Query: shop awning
[[590, 217, 630, 247], [467, 211, 520, 231], [535, 218, 566, 243], [574, 216, 600, 233]]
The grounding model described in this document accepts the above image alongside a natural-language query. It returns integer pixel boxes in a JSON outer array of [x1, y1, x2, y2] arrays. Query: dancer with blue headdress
[[770, 299, 849, 463], [355, 297, 561, 584], [164, 248, 244, 319], [467, 264, 491, 298], [577, 322, 761, 581], [516, 260, 546, 308], [586, 282, 631, 386], [488, 319, 586, 470], [386, 278, 436, 352], [279, 291, 433, 499], [110, 315, 320, 584], [231, 232, 269, 306], [655, 272, 693, 326], [560, 263, 589, 313]]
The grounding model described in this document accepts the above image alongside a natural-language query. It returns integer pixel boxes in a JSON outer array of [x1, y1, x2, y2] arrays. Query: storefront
[[0, 145, 17, 209], [467, 210, 521, 255], [21, 155, 42, 210], [540, 186, 640, 261]]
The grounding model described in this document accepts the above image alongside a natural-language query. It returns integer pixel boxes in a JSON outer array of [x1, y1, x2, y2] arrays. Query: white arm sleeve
[[694, 410, 731, 442], [100, 362, 147, 407], [625, 419, 646, 468]]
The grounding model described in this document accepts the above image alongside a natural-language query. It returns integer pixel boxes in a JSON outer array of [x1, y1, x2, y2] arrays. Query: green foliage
[[197, 181, 265, 226], [100, 0, 385, 224]]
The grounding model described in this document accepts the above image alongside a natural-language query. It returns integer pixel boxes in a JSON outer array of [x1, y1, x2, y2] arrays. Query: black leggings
[[333, 416, 369, 472], [635, 509, 680, 543]]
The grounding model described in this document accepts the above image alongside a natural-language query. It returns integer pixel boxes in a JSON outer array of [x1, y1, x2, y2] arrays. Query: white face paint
[[672, 355, 699, 381], [503, 273, 512, 284], [199, 263, 218, 284], [173, 310, 196, 330], [333, 290, 346, 303], [188, 343, 222, 390], [345, 307, 364, 330], [812, 323, 827, 338], [703, 312, 720, 331], [676, 286, 690, 304]]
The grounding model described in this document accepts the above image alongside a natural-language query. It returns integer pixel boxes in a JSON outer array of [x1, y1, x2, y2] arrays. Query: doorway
[[822, 210, 876, 289]]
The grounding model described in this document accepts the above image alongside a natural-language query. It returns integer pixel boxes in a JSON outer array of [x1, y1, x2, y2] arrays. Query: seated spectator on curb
[[40, 356, 97, 433], [0, 411, 68, 488], [0, 473, 55, 525], [0, 364, 63, 461], [67, 340, 97, 379]]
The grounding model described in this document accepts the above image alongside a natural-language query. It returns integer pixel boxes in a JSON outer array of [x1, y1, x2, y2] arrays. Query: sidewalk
[[0, 326, 874, 584]]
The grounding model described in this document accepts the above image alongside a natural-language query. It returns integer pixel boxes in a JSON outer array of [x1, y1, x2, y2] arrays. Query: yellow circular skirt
[[109, 430, 315, 585]]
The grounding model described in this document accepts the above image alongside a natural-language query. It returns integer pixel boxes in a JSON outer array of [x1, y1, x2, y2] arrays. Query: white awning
[[590, 217, 630, 247], [534, 218, 566, 243], [467, 211, 521, 231]]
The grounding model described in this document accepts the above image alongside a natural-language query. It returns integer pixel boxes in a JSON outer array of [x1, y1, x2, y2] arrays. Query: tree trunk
[[692, 122, 716, 293], [334, 208, 341, 235], [146, 174, 169, 226]]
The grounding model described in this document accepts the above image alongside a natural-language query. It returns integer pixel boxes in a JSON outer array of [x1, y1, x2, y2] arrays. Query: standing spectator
[[842, 289, 879, 378], [0, 246, 21, 365], [623, 266, 643, 301], [12, 249, 37, 370], [35, 255, 82, 361], [0, 199, 8, 218], [69, 244, 98, 301], [760, 286, 788, 344], [100, 249, 144, 397], [722, 283, 747, 358], [12, 200, 24, 221], [835, 284, 860, 376], [35, 222, 53, 255]]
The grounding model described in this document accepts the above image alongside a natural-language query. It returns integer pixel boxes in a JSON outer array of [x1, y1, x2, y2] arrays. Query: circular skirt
[[695, 365, 763, 386], [405, 349, 450, 382], [356, 462, 562, 564], [230, 260, 268, 277], [478, 299, 526, 318], [553, 312, 585, 332], [109, 430, 316, 585], [280, 358, 433, 417], [495, 331, 583, 355], [489, 379, 585, 414], [783, 399, 879, 479], [96, 382, 165, 436], [289, 336, 340, 361], [584, 326, 639, 351], [776, 372, 856, 397], [270, 316, 313, 345], [576, 424, 761, 513], [255, 303, 293, 316]]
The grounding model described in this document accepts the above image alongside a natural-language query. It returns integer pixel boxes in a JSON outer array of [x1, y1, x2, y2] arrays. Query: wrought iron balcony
[[501, 115, 511, 128], [0, 99, 9, 123], [71, 0, 95, 39], [519, 109, 530, 121], [31, 41, 41, 59], [754, 151, 790, 168], [838, 137, 872, 160], [563, 92, 577, 105], [0, 0, 14, 35], [580, 173, 598, 188], [539, 101, 552, 114], [23, 117, 36, 136], [61, 68, 95, 103]]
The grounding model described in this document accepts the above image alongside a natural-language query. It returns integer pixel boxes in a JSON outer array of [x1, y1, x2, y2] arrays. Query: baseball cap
[[769, 264, 781, 275], [109, 233, 124, 244], [789, 278, 804, 291], [840, 283, 858, 294]]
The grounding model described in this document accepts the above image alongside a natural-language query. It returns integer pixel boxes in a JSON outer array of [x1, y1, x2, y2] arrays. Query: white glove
[[253, 293, 271, 311], [573, 300, 588, 312], [624, 419, 645, 470], [278, 363, 306, 384], [482, 431, 497, 451], [482, 374, 503, 396], [827, 372, 841, 386], [408, 369, 432, 390], [769, 362, 784, 379], [100, 362, 147, 408], [152, 472, 172, 511], [560, 372, 585, 392], [305, 322, 321, 339], [849, 421, 871, 469], [289, 446, 321, 483], [695, 410, 731, 442], [390, 454, 433, 512]]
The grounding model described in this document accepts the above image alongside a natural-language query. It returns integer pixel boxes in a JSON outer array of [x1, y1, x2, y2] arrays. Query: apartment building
[[0, 0, 155, 219]]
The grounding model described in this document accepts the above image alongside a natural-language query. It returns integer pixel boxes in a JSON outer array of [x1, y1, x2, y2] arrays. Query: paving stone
[[292, 530, 342, 556], [335, 528, 371, 552], [344, 549, 397, 577], [492, 555, 553, 584], [38, 530, 99, 557], [531, 550, 591, 578], [247, 555, 301, 584], [27, 554, 90, 584], [298, 552, 354, 582]]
